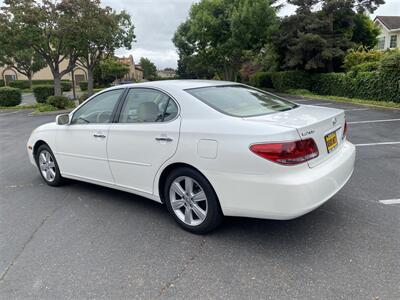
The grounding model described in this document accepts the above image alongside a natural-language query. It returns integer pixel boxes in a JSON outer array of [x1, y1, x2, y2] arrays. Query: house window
[[377, 37, 386, 50], [390, 35, 397, 48]]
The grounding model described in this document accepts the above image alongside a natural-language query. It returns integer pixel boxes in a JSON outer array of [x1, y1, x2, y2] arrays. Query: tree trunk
[[87, 68, 94, 96], [28, 73, 33, 89], [53, 74, 62, 97]]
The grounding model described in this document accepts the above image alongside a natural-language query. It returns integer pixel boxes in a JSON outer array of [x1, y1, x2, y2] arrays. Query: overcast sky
[[105, 0, 399, 70]]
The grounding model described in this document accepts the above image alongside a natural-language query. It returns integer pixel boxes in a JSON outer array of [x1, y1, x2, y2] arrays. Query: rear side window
[[186, 85, 297, 117]]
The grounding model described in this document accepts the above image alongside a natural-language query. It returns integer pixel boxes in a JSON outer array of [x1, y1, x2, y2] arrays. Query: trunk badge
[[332, 117, 337, 126]]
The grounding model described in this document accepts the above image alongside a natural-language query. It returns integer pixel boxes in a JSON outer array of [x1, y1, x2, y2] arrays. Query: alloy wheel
[[169, 176, 208, 226], [38, 150, 56, 182]]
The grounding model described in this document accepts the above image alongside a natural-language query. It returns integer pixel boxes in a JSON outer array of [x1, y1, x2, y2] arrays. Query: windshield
[[186, 85, 298, 117]]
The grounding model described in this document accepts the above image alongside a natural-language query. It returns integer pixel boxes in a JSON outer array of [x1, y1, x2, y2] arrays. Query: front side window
[[390, 35, 397, 48], [118, 88, 178, 123], [186, 85, 297, 117], [71, 89, 124, 124]]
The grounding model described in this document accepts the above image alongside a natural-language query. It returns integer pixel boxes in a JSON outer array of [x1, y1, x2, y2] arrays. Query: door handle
[[155, 136, 173, 142], [93, 133, 106, 138]]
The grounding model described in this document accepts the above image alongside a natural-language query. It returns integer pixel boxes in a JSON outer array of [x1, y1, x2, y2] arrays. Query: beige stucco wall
[[0, 60, 88, 83]]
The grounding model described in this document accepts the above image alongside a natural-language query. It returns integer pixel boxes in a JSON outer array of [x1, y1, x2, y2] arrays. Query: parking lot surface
[[1, 97, 400, 299]]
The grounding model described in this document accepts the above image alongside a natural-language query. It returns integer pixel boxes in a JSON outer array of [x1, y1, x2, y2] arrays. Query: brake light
[[343, 121, 348, 139], [250, 139, 319, 165]]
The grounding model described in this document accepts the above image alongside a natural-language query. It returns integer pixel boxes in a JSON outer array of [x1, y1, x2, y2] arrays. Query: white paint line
[[355, 141, 400, 147], [348, 118, 400, 124], [379, 199, 400, 205], [0, 110, 21, 116], [345, 108, 370, 112], [293, 99, 311, 102], [305, 103, 333, 106]]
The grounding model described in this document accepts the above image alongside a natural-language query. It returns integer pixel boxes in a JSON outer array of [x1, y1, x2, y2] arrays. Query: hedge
[[271, 71, 312, 91], [46, 96, 70, 109], [249, 72, 273, 88], [79, 81, 88, 91], [33, 85, 54, 103], [0, 80, 4, 87], [0, 87, 22, 106], [61, 81, 72, 92], [9, 80, 31, 90]]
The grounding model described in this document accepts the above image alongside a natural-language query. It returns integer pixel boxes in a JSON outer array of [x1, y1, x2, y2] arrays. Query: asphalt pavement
[[1, 97, 400, 299]]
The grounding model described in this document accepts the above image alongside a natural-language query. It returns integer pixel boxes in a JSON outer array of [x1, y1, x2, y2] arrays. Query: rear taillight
[[343, 121, 348, 139], [250, 138, 319, 165]]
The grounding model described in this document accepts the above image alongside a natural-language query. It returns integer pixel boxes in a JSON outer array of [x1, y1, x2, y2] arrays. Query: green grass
[[286, 89, 400, 109], [1, 100, 76, 113], [0, 104, 38, 110]]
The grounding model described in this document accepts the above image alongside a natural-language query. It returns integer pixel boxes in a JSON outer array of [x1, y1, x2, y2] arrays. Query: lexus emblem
[[332, 117, 337, 126]]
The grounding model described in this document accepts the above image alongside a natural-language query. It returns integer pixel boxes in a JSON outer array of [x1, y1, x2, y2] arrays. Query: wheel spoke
[[185, 178, 193, 195], [40, 152, 46, 163], [171, 199, 185, 210], [45, 151, 51, 162], [191, 203, 206, 221], [45, 170, 52, 181], [48, 161, 55, 168], [184, 206, 192, 224], [192, 191, 206, 202], [171, 182, 186, 198], [49, 168, 56, 179]]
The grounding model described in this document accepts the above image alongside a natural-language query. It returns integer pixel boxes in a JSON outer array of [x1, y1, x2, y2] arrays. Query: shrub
[[0, 80, 5, 87], [61, 81, 72, 92], [343, 49, 384, 71], [79, 81, 88, 91], [0, 87, 22, 106], [46, 96, 70, 109], [9, 80, 31, 90], [249, 72, 274, 88], [271, 71, 311, 91], [311, 73, 349, 96], [33, 85, 54, 103], [350, 61, 380, 73]]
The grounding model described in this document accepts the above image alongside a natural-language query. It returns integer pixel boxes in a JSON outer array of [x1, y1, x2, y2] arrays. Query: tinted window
[[71, 89, 123, 124], [119, 88, 178, 123], [186, 85, 297, 117]]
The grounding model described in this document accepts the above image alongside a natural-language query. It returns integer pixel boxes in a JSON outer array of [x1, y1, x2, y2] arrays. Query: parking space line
[[0, 111, 21, 117], [293, 99, 311, 102], [345, 108, 370, 112], [355, 141, 400, 147], [379, 199, 400, 205], [305, 103, 333, 106], [348, 118, 400, 124]]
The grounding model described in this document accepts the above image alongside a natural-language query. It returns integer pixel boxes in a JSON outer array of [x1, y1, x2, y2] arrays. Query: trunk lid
[[244, 105, 346, 167]]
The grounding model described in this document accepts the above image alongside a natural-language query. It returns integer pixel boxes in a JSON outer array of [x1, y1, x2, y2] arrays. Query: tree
[[0, 48, 46, 88], [77, 0, 135, 95], [97, 58, 129, 84], [0, 0, 86, 96], [139, 57, 157, 79], [272, 0, 384, 72], [173, 0, 278, 81]]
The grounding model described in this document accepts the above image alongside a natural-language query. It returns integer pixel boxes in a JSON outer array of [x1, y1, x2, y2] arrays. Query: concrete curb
[[28, 109, 73, 117]]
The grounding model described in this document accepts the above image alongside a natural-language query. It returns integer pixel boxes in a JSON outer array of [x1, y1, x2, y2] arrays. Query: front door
[[55, 89, 125, 183], [107, 88, 181, 194]]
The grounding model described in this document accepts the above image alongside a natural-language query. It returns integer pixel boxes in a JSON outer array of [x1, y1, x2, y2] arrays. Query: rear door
[[107, 88, 181, 194]]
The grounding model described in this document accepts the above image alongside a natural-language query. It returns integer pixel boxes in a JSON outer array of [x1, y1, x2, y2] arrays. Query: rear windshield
[[186, 85, 297, 117]]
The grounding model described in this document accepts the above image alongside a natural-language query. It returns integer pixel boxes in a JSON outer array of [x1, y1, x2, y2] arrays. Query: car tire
[[164, 167, 223, 234], [35, 144, 64, 187]]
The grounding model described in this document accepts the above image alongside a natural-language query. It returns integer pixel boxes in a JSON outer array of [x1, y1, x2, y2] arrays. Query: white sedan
[[27, 80, 356, 233]]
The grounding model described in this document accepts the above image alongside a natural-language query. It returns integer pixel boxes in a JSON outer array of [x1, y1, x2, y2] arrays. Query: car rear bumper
[[205, 140, 356, 220]]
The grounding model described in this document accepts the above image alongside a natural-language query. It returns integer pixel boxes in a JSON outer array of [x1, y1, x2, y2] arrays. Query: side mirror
[[56, 114, 70, 125]]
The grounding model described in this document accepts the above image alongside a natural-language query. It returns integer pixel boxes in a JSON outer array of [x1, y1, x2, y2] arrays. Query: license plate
[[325, 130, 338, 153]]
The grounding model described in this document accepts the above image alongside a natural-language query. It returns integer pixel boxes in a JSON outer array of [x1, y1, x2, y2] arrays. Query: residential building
[[374, 16, 400, 50], [117, 55, 144, 82], [157, 69, 176, 79], [0, 54, 143, 85], [0, 60, 88, 86]]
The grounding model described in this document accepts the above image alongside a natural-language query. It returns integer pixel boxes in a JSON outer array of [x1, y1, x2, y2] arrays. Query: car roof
[[114, 80, 240, 91]]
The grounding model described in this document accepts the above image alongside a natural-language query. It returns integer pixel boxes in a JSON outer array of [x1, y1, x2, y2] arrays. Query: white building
[[374, 16, 400, 50]]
